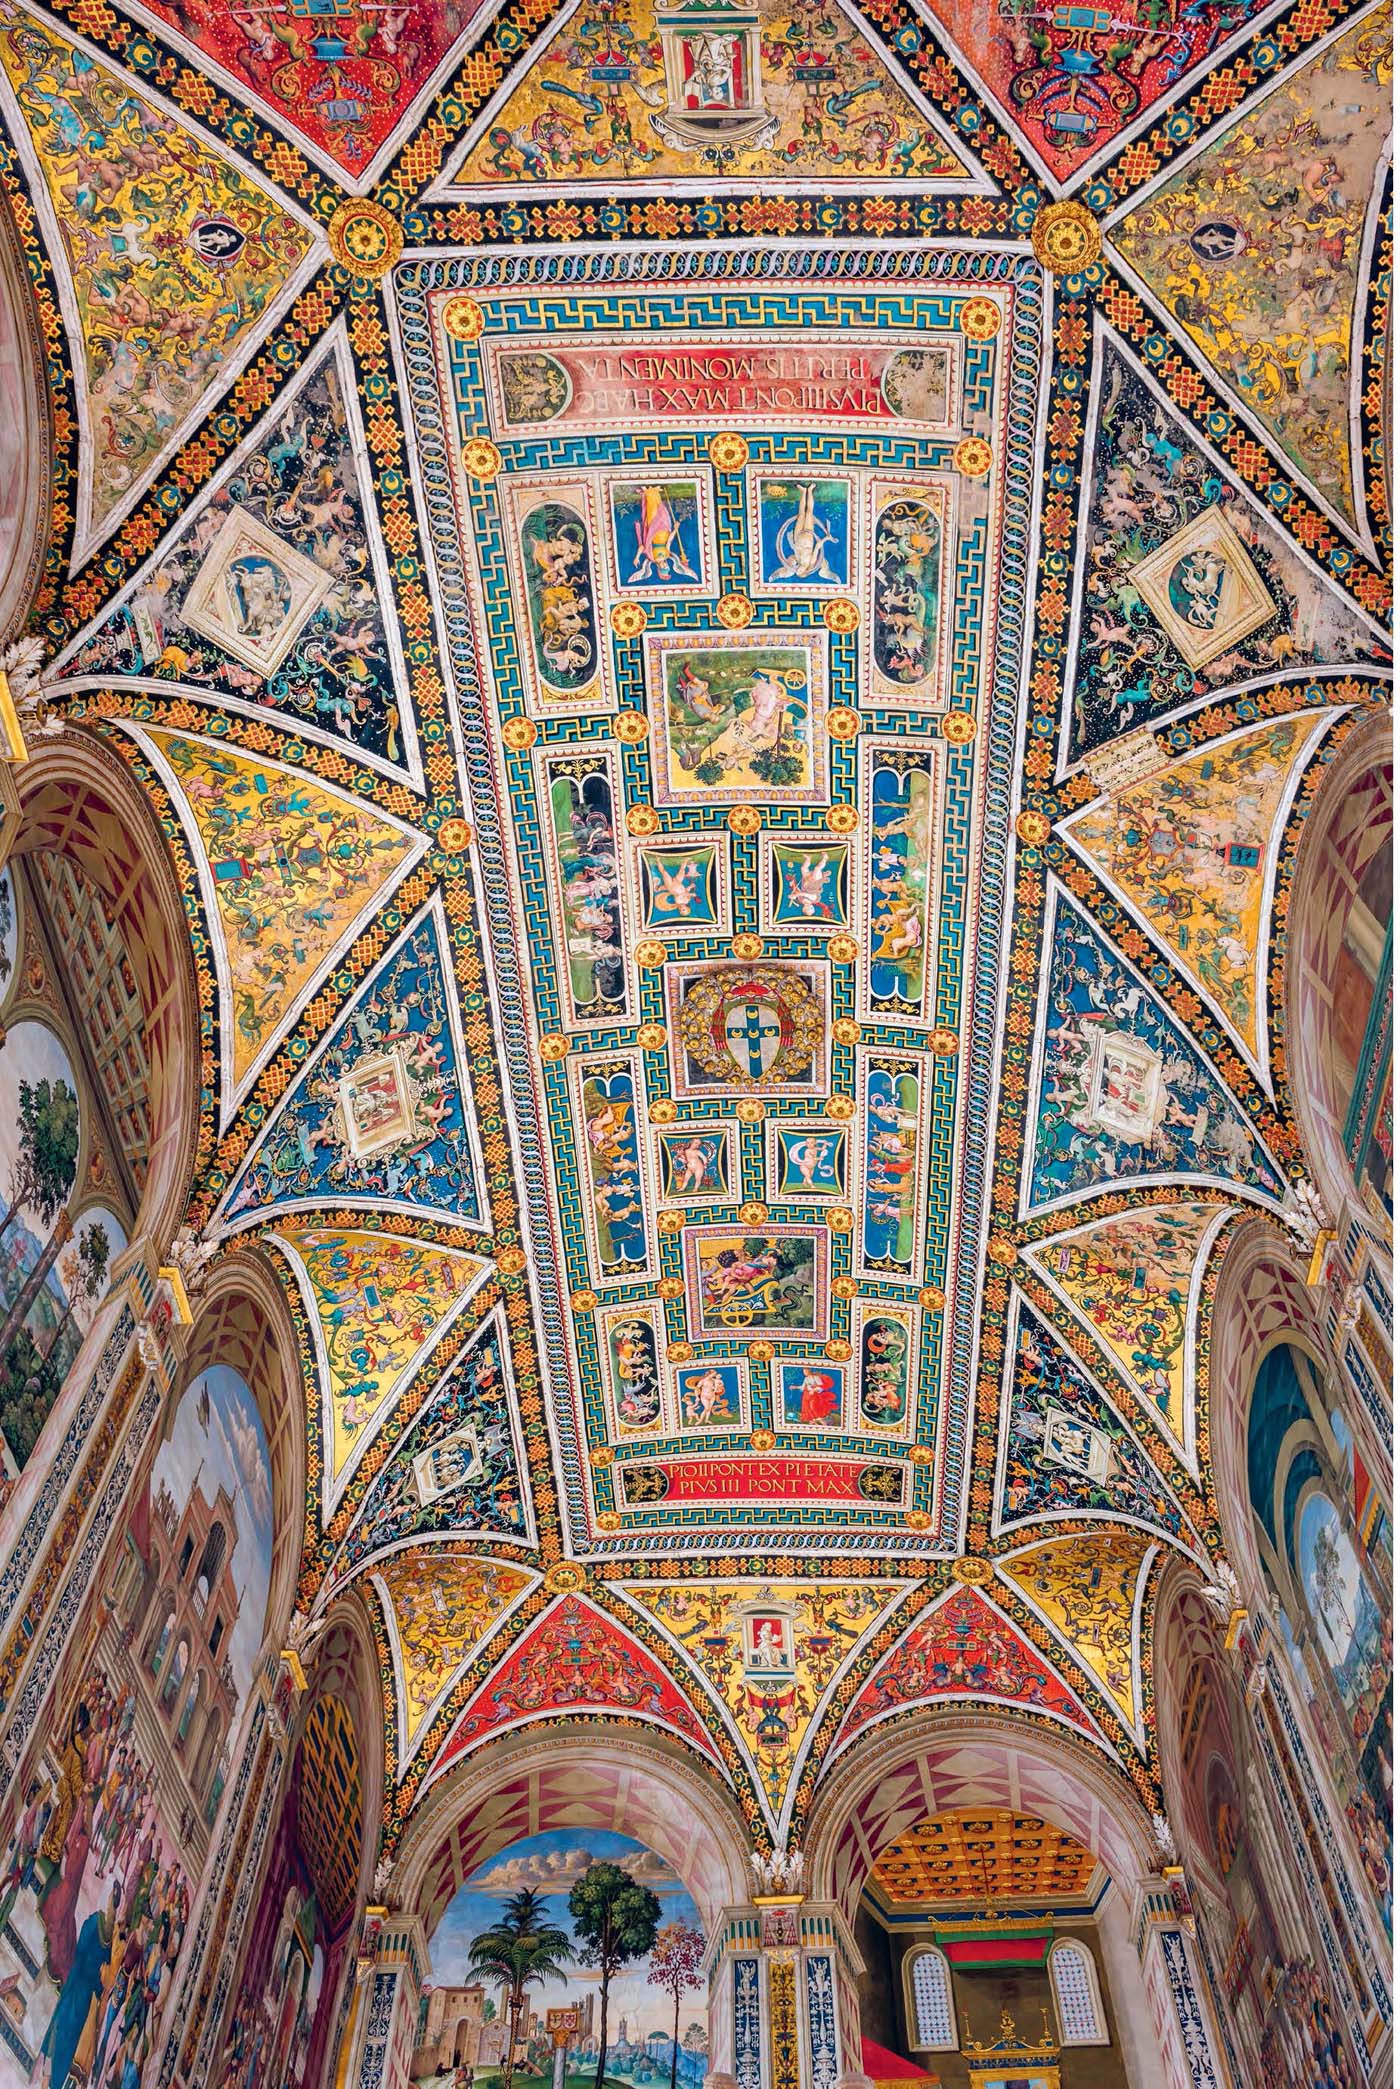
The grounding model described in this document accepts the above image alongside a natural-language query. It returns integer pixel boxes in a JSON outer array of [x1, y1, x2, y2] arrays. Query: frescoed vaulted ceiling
[[0, 0, 1390, 1868]]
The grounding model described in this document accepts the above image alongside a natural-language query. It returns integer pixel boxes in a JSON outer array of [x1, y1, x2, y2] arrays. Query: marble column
[[337, 1911, 430, 2089], [1134, 1880, 1232, 2089], [708, 1899, 869, 2089]]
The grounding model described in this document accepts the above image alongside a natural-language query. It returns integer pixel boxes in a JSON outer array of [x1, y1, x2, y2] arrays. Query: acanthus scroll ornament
[[1198, 1557, 1249, 1649], [1151, 1812, 1178, 1867], [280, 1608, 329, 1693], [0, 637, 61, 758], [751, 1844, 805, 1899], [165, 1223, 219, 1306], [1276, 1179, 1336, 1281]]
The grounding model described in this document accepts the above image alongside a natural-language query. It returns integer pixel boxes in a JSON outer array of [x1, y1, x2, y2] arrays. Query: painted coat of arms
[[674, 964, 826, 1092], [1074, 1029, 1166, 1143]]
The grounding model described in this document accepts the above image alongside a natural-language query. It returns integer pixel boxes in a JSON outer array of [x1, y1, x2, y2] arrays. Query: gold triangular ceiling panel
[[133, 728, 424, 1118], [997, 1531, 1155, 1741], [272, 1225, 489, 1521], [1061, 712, 1332, 1085], [1109, 8, 1390, 536], [0, 13, 318, 557], [444, 0, 984, 192], [1021, 1201, 1233, 1470], [372, 1552, 537, 1768], [620, 1579, 907, 1836]]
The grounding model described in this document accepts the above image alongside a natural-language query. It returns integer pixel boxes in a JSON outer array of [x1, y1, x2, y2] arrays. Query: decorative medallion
[[463, 438, 504, 481], [710, 433, 751, 470], [328, 200, 404, 277], [676, 965, 826, 1090], [959, 298, 1002, 340], [953, 437, 993, 478], [1031, 200, 1101, 276], [443, 297, 487, 342]]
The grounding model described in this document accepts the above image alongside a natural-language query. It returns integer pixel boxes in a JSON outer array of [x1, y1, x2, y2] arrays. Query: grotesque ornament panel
[[400, 247, 1041, 1556]]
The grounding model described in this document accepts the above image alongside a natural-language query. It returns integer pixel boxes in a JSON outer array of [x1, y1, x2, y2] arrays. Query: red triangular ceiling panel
[[831, 1587, 1101, 1755], [429, 1595, 725, 1779]]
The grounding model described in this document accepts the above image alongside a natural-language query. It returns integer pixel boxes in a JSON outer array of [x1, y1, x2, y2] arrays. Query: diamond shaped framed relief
[[182, 507, 334, 676], [1129, 507, 1275, 671]]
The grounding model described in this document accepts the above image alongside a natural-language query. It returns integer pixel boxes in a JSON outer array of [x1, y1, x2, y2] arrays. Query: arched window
[[906, 1947, 956, 2051], [160, 1636, 189, 1712], [196, 1706, 224, 1798], [149, 1608, 174, 1678], [178, 1671, 202, 1743], [194, 1521, 227, 1607], [1048, 1939, 1107, 2046]]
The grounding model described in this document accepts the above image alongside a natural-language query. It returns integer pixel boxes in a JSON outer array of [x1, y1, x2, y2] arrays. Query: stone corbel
[[280, 1606, 330, 1697], [1276, 1178, 1337, 1285], [114, 1234, 198, 1383], [751, 1842, 805, 1901], [0, 637, 61, 763], [1197, 1556, 1250, 1651]]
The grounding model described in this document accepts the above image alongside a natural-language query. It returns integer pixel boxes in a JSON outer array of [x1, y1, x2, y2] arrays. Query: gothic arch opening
[[398, 1728, 754, 1938], [172, 1251, 307, 1675], [0, 736, 201, 1496], [1153, 1563, 1373, 2086], [1209, 1226, 1342, 1601], [390, 1731, 754, 2089], [4, 739, 199, 1249], [219, 1595, 384, 2089]]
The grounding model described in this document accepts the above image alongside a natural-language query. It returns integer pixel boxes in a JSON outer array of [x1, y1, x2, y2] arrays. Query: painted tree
[[647, 1923, 705, 2089], [0, 1077, 81, 1356], [0, 1077, 79, 1244], [467, 1886, 574, 2089], [568, 1862, 662, 2089], [43, 1218, 111, 1359]]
